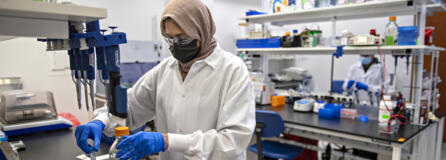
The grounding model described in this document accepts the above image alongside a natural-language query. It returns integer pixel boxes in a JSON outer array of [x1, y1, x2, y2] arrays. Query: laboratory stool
[[248, 110, 304, 160]]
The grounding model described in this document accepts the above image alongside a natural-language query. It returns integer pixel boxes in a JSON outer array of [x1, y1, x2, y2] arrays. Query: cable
[[377, 43, 409, 130]]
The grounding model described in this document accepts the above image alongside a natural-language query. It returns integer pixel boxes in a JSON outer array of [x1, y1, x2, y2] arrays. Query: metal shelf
[[237, 45, 445, 55], [0, 0, 107, 39], [241, 0, 445, 25], [0, 0, 106, 22]]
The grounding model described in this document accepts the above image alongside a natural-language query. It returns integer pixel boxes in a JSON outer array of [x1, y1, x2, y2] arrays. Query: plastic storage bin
[[318, 103, 344, 119], [236, 38, 281, 48], [398, 26, 419, 45]]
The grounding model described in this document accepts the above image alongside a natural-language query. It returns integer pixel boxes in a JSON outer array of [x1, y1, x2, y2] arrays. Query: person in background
[[343, 54, 391, 104], [74, 0, 256, 159]]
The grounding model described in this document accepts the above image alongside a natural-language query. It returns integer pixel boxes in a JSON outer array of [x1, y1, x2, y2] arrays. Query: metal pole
[[432, 51, 440, 110], [330, 55, 335, 96]]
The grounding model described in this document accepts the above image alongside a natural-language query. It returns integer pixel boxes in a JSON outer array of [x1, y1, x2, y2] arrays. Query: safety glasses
[[164, 36, 195, 46]]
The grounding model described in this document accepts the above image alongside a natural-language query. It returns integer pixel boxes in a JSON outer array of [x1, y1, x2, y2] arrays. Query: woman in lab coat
[[74, 0, 256, 159], [343, 54, 391, 105]]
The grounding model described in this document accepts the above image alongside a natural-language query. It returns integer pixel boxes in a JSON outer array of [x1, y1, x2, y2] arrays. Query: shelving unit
[[0, 0, 107, 40], [242, 0, 445, 25], [237, 45, 445, 55], [239, 0, 445, 159]]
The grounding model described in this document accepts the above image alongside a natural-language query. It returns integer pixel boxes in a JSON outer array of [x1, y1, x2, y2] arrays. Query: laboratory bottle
[[384, 16, 398, 46], [378, 95, 396, 124], [109, 126, 130, 160]]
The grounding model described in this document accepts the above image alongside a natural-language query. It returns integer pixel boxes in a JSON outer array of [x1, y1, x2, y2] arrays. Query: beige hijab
[[161, 0, 218, 80]]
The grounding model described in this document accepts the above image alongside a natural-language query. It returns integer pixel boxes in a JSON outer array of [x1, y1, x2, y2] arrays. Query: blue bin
[[319, 103, 344, 119], [398, 26, 419, 45], [245, 10, 267, 16], [318, 108, 337, 119], [236, 38, 281, 48]]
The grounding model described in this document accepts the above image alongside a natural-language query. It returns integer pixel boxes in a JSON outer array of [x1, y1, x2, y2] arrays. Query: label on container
[[385, 36, 394, 45]]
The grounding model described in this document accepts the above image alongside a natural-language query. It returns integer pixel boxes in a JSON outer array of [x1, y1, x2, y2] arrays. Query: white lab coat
[[94, 45, 256, 160], [343, 61, 391, 104]]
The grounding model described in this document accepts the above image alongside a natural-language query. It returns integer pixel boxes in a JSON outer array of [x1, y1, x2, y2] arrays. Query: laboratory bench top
[[10, 128, 110, 160], [256, 104, 430, 144]]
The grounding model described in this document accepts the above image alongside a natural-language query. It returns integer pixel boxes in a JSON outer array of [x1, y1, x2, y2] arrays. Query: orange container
[[271, 96, 286, 107]]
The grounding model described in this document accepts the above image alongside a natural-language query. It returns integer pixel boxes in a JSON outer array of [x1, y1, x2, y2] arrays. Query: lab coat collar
[[168, 44, 221, 70]]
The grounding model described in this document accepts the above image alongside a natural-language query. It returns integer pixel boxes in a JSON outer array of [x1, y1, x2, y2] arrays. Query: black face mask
[[169, 39, 201, 63]]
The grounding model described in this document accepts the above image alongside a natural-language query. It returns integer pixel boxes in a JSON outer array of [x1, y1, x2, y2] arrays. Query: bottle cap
[[370, 29, 376, 35], [293, 29, 298, 33], [115, 127, 129, 136], [285, 32, 291, 36], [389, 16, 396, 21]]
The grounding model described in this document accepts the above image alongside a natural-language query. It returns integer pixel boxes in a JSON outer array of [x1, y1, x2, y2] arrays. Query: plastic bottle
[[378, 95, 396, 124], [313, 100, 325, 113], [385, 16, 398, 46], [109, 127, 130, 160], [273, 0, 284, 13]]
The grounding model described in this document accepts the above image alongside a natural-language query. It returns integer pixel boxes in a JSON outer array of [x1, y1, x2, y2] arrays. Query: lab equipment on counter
[[384, 16, 398, 46], [0, 131, 21, 160], [0, 77, 22, 96], [38, 21, 128, 119], [283, 67, 308, 81], [318, 103, 344, 119], [313, 100, 325, 113], [109, 127, 129, 160], [236, 38, 281, 48], [293, 99, 314, 112], [340, 108, 357, 119], [0, 90, 72, 136], [397, 26, 419, 45], [271, 95, 286, 107], [378, 95, 396, 124], [349, 34, 379, 46], [253, 82, 274, 105]]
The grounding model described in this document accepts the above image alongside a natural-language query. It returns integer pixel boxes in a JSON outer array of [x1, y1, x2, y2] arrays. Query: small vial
[[88, 152, 96, 160], [109, 127, 130, 160]]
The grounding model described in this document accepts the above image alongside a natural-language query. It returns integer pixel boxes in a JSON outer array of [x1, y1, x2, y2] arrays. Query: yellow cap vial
[[114, 127, 129, 137]]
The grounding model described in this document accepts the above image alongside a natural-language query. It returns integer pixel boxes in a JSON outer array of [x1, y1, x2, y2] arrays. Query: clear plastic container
[[385, 16, 398, 46], [109, 127, 130, 160], [0, 90, 57, 124]]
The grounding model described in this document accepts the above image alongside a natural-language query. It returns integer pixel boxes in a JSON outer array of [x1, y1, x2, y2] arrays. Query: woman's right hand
[[74, 120, 105, 154]]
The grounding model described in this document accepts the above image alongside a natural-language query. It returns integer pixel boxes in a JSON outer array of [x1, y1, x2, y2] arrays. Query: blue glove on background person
[[75, 120, 105, 154], [355, 82, 369, 91], [346, 80, 355, 89], [116, 131, 165, 160]]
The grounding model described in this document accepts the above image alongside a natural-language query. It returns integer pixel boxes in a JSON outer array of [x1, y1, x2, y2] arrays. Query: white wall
[[208, 0, 262, 53]]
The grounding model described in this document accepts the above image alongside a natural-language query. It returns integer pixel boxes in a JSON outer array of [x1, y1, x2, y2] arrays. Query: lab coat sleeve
[[343, 65, 356, 92], [167, 63, 256, 159], [368, 68, 391, 93], [92, 64, 160, 136]]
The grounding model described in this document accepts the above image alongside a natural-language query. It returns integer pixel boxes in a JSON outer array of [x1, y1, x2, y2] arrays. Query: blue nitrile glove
[[356, 82, 369, 91], [75, 120, 105, 154], [116, 131, 165, 160], [346, 80, 355, 89]]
